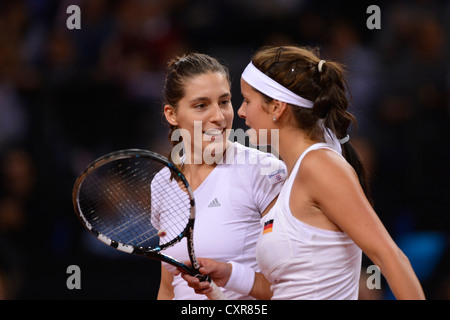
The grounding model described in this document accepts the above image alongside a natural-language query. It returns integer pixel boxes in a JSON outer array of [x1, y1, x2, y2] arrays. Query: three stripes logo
[[208, 198, 221, 208]]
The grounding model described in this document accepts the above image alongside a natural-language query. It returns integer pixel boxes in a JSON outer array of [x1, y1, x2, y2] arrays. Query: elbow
[[367, 242, 407, 269], [391, 245, 410, 264]]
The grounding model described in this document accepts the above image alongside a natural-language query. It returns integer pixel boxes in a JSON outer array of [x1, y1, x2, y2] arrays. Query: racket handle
[[206, 280, 228, 300]]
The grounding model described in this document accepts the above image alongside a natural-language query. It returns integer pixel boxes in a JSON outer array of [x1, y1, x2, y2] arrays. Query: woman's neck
[[182, 162, 217, 191], [277, 127, 319, 175], [182, 140, 232, 190]]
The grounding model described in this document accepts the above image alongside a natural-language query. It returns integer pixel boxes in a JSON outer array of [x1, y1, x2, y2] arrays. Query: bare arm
[[249, 272, 273, 300], [157, 265, 174, 300], [301, 150, 425, 299]]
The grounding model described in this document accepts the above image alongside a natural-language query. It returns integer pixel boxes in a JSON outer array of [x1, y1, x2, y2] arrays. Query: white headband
[[241, 62, 314, 109]]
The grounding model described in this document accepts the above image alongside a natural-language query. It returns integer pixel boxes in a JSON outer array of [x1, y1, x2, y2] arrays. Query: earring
[[273, 117, 277, 122]]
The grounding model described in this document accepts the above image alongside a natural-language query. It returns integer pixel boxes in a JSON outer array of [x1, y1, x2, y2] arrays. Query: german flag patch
[[263, 219, 274, 234]]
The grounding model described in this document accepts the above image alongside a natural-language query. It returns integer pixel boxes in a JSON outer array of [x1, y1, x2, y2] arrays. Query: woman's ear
[[271, 100, 288, 121], [164, 104, 178, 126]]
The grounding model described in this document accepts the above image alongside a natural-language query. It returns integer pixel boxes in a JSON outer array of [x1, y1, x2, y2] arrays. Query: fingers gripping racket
[[72, 149, 227, 300]]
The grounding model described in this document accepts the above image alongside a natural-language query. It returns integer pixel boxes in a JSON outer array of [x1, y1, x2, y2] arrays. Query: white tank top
[[256, 143, 362, 300]]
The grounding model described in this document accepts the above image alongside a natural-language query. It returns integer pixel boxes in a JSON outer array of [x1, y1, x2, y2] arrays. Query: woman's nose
[[210, 104, 226, 122], [237, 103, 246, 119]]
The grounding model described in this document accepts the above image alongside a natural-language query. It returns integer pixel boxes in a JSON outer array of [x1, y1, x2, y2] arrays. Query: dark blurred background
[[0, 0, 448, 300]]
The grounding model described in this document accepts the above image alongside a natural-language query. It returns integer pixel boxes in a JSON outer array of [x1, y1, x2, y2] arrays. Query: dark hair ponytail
[[342, 141, 373, 205], [251, 45, 373, 205], [316, 61, 373, 205]]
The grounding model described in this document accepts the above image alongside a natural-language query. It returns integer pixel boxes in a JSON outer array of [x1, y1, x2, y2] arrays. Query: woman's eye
[[220, 100, 231, 106], [194, 103, 206, 109]]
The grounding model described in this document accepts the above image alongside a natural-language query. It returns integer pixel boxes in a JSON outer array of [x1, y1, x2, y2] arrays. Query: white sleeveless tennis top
[[256, 143, 362, 300]]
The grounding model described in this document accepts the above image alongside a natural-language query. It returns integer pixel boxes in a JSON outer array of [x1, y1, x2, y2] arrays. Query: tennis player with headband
[[179, 46, 425, 299], [157, 53, 287, 299]]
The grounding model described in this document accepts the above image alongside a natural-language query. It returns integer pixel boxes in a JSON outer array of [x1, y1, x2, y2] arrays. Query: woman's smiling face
[[165, 72, 234, 161]]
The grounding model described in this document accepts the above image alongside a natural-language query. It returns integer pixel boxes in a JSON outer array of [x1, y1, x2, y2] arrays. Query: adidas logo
[[208, 198, 221, 208]]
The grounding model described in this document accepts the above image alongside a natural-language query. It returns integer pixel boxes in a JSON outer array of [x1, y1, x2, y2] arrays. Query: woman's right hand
[[175, 258, 232, 295]]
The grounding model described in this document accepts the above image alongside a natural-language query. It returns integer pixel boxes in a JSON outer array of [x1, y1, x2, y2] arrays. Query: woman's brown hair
[[251, 45, 372, 204]]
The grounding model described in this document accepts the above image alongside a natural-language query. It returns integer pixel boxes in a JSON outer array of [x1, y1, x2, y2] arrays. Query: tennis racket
[[72, 149, 227, 300]]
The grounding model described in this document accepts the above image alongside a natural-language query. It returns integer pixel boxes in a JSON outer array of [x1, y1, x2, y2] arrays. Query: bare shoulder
[[296, 147, 367, 216], [298, 148, 355, 182]]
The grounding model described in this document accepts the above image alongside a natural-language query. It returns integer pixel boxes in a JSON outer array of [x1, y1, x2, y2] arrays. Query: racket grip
[[206, 280, 228, 300]]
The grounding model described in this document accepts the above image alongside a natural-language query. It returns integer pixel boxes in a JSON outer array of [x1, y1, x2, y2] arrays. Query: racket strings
[[149, 177, 192, 244], [78, 157, 191, 249]]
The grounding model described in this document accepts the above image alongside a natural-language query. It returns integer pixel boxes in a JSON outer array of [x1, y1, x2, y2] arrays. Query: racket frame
[[72, 149, 203, 276]]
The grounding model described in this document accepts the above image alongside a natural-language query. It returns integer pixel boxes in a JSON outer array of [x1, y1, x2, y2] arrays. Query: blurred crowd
[[0, 0, 448, 299]]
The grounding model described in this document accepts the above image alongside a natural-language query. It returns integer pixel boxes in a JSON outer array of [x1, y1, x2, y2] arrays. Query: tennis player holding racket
[[157, 53, 286, 299], [181, 46, 425, 300]]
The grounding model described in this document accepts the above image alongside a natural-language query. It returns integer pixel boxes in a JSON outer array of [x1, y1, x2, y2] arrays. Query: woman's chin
[[245, 128, 272, 146]]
